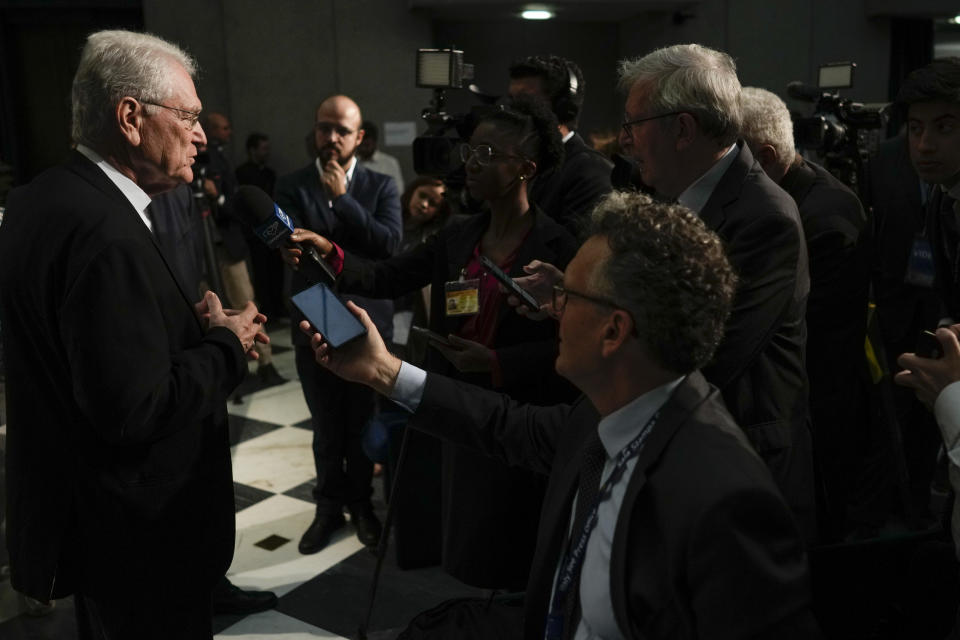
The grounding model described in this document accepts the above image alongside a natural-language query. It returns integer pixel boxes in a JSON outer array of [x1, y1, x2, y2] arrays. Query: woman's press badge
[[444, 278, 480, 316]]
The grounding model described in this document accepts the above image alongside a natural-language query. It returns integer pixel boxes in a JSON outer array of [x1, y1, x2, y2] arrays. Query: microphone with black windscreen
[[233, 185, 337, 285]]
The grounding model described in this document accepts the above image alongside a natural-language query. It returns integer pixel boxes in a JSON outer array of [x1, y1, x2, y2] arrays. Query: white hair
[[71, 30, 197, 147], [740, 87, 796, 171], [617, 44, 742, 145]]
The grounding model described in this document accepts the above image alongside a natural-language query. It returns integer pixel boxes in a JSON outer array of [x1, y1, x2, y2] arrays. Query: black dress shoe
[[298, 511, 346, 554], [348, 504, 382, 547], [211, 577, 278, 615]]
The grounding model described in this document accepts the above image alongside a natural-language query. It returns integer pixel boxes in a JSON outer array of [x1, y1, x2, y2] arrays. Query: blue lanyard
[[544, 410, 661, 640]]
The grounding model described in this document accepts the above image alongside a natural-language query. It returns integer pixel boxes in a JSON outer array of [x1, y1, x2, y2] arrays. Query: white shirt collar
[[315, 155, 358, 188], [76, 144, 154, 232], [561, 130, 576, 144], [597, 376, 685, 459], [676, 143, 739, 213], [945, 180, 960, 202]]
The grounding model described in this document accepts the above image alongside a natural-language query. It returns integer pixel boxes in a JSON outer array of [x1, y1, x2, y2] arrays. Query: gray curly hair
[[587, 191, 737, 373]]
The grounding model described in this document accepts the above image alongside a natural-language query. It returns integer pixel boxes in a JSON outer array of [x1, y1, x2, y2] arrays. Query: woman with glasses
[[283, 96, 578, 590]]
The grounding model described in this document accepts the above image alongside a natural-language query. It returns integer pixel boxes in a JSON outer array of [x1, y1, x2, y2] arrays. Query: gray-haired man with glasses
[[522, 43, 816, 541], [0, 29, 269, 638]]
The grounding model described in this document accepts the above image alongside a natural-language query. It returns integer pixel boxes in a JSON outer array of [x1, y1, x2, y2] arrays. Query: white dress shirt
[[676, 143, 738, 214], [934, 381, 960, 559], [76, 144, 153, 232]]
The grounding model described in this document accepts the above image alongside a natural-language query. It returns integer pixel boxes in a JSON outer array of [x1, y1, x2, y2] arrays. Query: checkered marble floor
[[0, 320, 484, 639]]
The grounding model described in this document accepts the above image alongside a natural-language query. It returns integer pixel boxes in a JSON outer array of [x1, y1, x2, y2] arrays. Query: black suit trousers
[[295, 346, 375, 511]]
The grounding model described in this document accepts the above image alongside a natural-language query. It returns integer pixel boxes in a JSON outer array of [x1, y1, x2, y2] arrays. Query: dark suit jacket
[[208, 142, 249, 261], [0, 151, 245, 602], [868, 134, 940, 354], [781, 159, 869, 423], [528, 132, 613, 237], [151, 182, 207, 301], [409, 371, 819, 640], [698, 142, 815, 539], [275, 160, 402, 342]]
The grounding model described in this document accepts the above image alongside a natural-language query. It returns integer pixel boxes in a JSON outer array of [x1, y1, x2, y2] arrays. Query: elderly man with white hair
[[0, 30, 267, 638], [740, 86, 870, 539]]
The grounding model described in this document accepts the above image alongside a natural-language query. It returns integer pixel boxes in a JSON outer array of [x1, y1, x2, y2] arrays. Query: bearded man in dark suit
[[0, 29, 266, 639], [274, 94, 402, 554]]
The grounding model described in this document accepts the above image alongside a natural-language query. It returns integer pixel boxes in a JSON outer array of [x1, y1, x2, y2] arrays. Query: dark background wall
[[0, 0, 951, 189]]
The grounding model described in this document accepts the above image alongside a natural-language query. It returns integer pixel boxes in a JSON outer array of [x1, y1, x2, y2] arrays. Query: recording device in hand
[[916, 330, 943, 360], [478, 254, 541, 312], [232, 185, 337, 285], [410, 325, 453, 347], [291, 282, 367, 349]]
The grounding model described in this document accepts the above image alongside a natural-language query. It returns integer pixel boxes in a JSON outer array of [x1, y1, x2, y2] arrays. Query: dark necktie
[[562, 433, 607, 639]]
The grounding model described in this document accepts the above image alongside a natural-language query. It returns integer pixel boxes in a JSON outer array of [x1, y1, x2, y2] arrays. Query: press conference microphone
[[786, 80, 823, 103], [233, 185, 337, 285]]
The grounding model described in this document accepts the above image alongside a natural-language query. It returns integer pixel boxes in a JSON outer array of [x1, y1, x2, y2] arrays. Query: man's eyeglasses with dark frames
[[140, 101, 201, 128], [620, 111, 683, 137], [553, 284, 638, 335]]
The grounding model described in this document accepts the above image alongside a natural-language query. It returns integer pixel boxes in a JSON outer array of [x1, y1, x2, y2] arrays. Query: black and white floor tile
[[0, 320, 484, 639]]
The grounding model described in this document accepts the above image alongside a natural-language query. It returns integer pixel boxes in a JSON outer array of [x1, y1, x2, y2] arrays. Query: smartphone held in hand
[[291, 283, 367, 348]]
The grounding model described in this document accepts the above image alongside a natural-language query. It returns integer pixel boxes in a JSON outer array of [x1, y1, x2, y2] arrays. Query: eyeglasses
[[552, 284, 620, 315], [458, 143, 524, 167], [315, 122, 356, 137], [553, 284, 639, 335], [620, 111, 682, 137], [140, 101, 201, 129]]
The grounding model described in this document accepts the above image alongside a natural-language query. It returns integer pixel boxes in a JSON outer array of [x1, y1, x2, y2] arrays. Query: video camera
[[412, 48, 496, 181], [788, 62, 889, 195]]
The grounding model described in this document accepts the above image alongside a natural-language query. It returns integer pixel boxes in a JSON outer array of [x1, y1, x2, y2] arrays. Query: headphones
[[552, 59, 582, 126]]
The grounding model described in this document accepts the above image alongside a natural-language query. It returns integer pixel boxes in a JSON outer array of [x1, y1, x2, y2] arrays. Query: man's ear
[[117, 97, 142, 147], [754, 144, 779, 175], [600, 309, 635, 358], [673, 112, 698, 151], [355, 128, 365, 146]]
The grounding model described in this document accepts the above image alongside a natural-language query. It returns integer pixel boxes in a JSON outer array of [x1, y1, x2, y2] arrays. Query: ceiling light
[[521, 9, 553, 20]]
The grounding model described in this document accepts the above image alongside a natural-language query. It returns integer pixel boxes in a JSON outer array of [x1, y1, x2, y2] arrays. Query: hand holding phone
[[479, 255, 541, 312], [916, 330, 943, 360], [291, 283, 367, 348], [410, 325, 453, 347]]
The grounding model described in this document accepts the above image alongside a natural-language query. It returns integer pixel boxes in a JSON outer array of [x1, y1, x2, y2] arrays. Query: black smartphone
[[291, 282, 367, 348], [478, 255, 541, 312], [410, 325, 453, 347], [916, 330, 943, 359]]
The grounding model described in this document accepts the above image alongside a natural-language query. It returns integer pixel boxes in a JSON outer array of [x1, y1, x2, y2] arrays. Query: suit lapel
[[68, 152, 202, 325], [698, 141, 753, 232], [606, 372, 714, 635]]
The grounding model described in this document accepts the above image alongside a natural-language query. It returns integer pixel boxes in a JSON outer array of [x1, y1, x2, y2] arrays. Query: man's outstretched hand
[[299, 300, 402, 396]]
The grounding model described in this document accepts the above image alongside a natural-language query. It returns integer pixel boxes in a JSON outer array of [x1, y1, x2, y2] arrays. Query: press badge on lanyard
[[904, 233, 935, 288], [444, 274, 480, 317]]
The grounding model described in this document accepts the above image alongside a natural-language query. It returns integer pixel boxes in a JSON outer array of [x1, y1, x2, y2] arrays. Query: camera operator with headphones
[[508, 55, 613, 236]]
